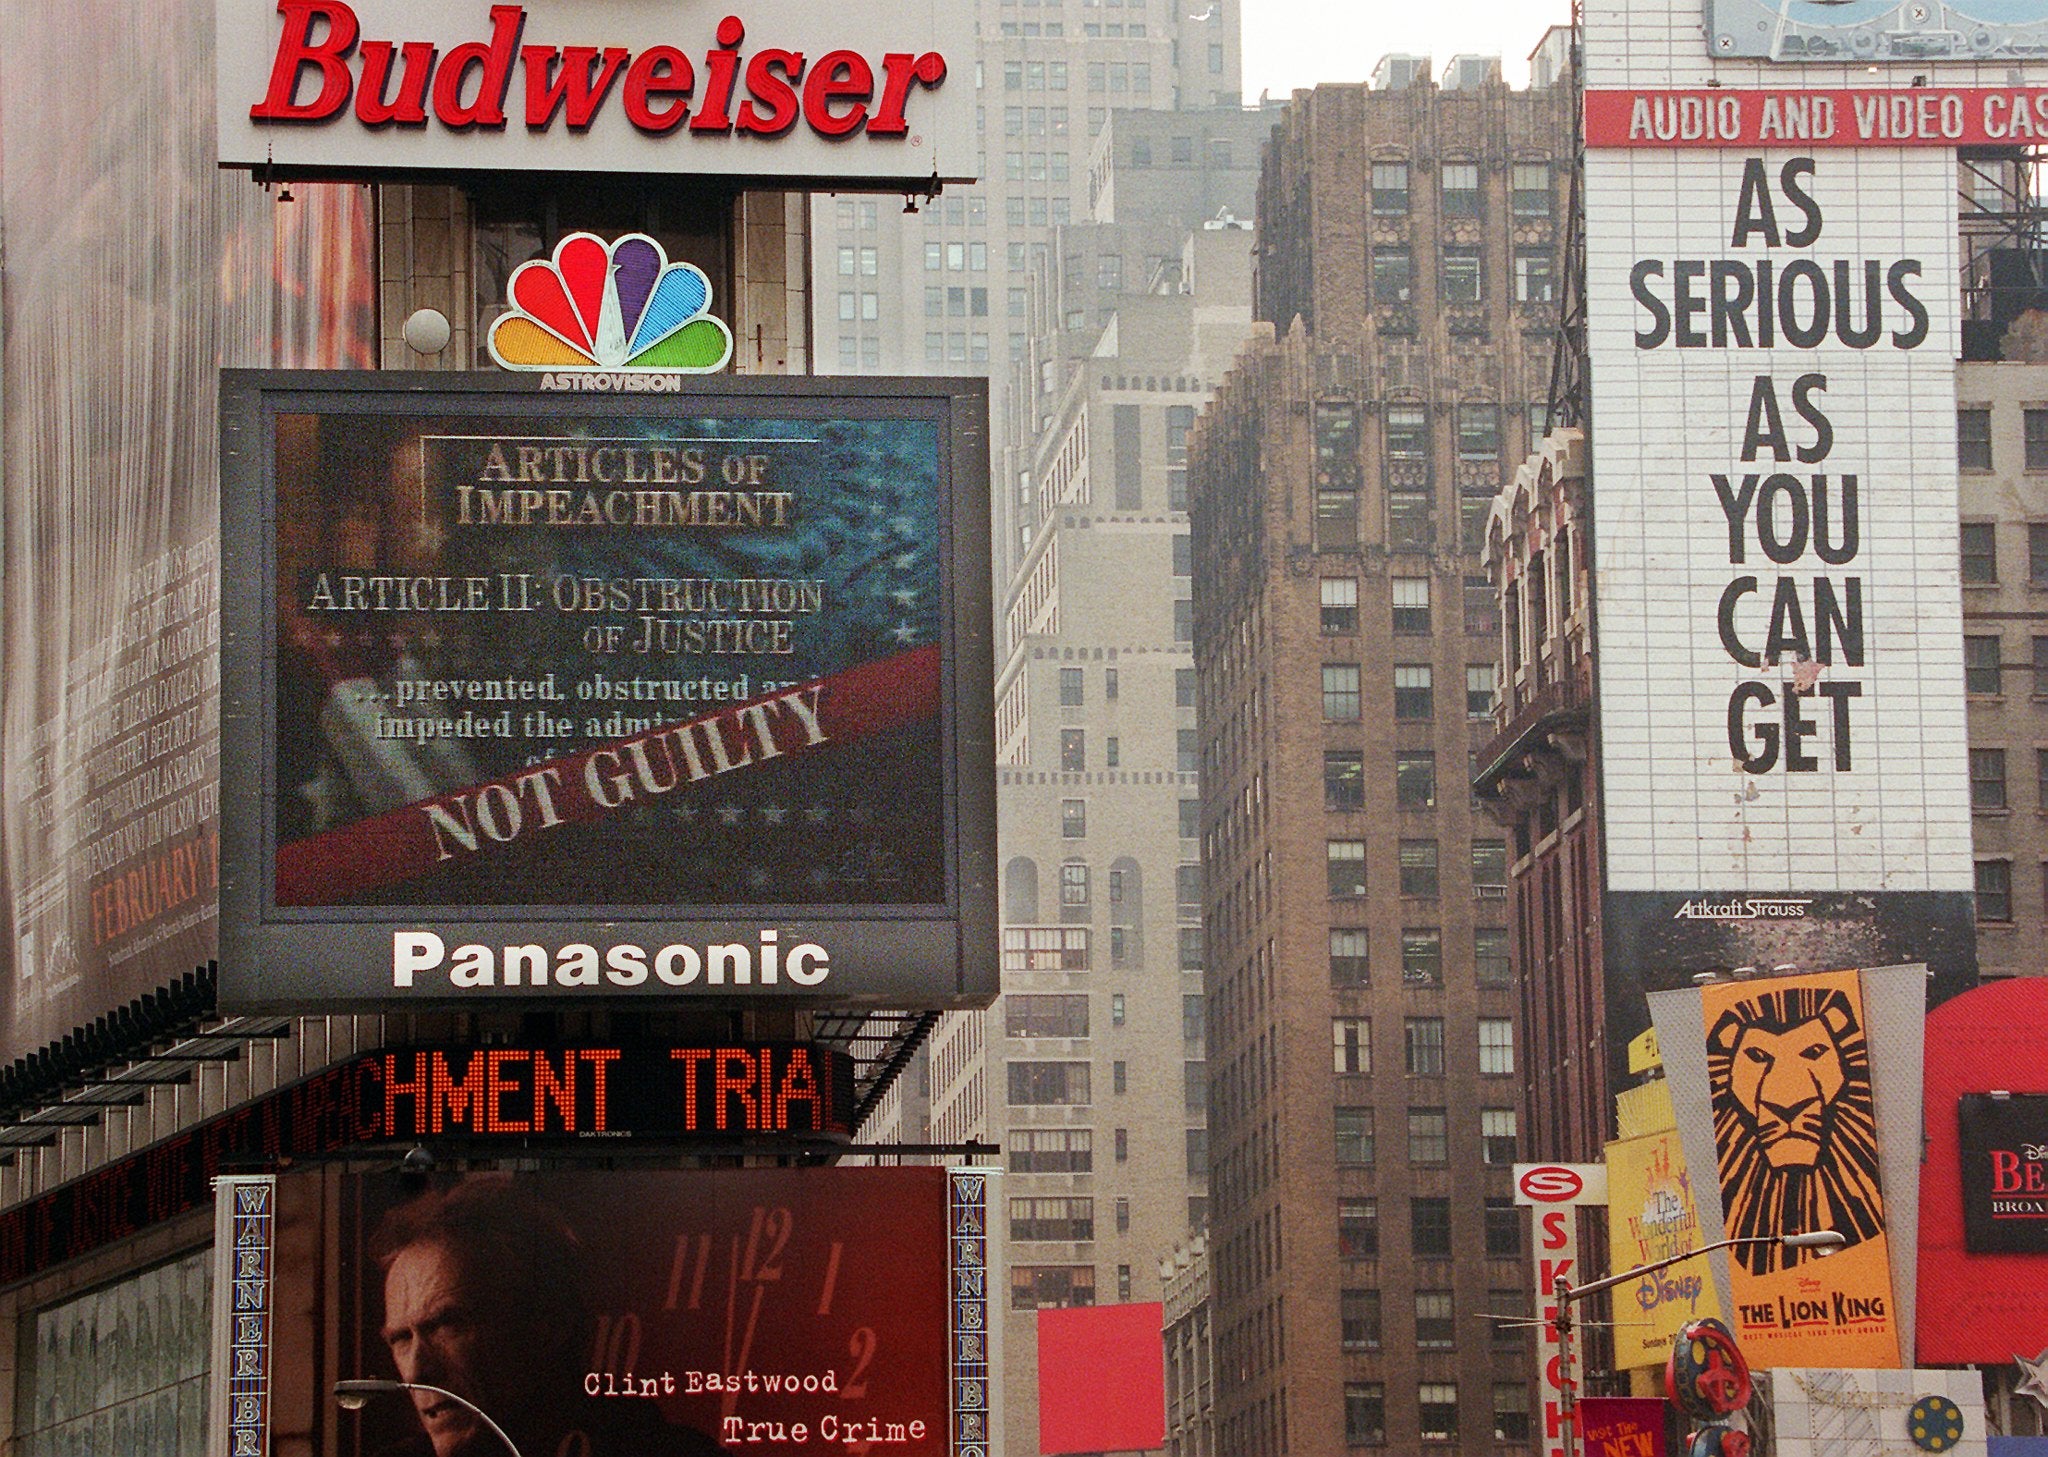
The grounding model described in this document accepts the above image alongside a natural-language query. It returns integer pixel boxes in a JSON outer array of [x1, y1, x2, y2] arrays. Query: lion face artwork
[[1706, 980, 1886, 1275]]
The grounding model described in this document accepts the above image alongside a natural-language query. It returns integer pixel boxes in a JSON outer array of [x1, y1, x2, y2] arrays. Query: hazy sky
[[1238, 0, 1575, 99]]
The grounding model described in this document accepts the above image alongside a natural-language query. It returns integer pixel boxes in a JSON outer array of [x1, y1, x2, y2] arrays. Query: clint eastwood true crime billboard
[[218, 371, 995, 1011]]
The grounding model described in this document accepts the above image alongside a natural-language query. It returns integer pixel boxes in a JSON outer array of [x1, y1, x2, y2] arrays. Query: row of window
[[1322, 662, 1498, 722], [1334, 1104, 1518, 1167], [1327, 750, 1445, 811], [1321, 401, 1522, 468], [1958, 520, 2048, 585], [1961, 632, 2048, 694], [1009, 1059, 1208, 1106], [1327, 924, 1512, 988], [1340, 1289, 1527, 1358], [1058, 665, 1198, 707], [1323, 575, 1500, 638], [1340, 1195, 1524, 1260], [1326, 838, 1508, 898], [1369, 245, 1557, 307], [1957, 405, 2048, 472], [1369, 160, 1555, 220], [1005, 991, 1206, 1041], [1344, 1381, 1532, 1447], [1000, 59, 1160, 93], [1331, 1018, 1516, 1078]]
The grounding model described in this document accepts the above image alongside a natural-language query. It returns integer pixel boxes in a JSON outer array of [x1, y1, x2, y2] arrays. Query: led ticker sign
[[368, 1041, 855, 1138]]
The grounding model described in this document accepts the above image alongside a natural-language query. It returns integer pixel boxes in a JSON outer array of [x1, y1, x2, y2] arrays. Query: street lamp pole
[[1549, 1230, 1846, 1457], [332, 1378, 527, 1457]]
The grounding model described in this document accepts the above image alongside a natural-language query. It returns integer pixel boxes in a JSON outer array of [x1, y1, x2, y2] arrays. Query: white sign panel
[[1582, 0, 1980, 1031], [216, 0, 977, 185]]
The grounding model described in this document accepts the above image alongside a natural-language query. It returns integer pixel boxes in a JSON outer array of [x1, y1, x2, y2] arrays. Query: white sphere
[[402, 308, 452, 355]]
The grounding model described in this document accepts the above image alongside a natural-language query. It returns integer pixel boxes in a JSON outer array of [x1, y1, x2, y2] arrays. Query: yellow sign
[[1606, 1128, 1722, 1369], [1700, 968, 1901, 1369], [1627, 1024, 1662, 1074]]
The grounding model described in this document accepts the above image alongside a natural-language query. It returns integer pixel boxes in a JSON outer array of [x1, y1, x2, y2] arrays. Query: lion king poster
[[1700, 969, 1902, 1368]]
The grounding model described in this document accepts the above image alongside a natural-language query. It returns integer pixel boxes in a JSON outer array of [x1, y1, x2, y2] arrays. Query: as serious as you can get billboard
[[218, 372, 994, 1010], [1582, 0, 1981, 1084]]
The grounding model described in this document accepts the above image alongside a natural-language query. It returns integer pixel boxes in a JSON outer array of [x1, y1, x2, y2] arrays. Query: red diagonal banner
[[276, 644, 941, 905]]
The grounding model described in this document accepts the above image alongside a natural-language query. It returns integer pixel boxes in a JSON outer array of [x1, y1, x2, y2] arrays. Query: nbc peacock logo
[[487, 232, 734, 373]]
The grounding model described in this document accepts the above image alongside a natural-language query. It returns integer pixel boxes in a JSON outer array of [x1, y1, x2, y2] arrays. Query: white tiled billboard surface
[[1584, 4, 1975, 895]]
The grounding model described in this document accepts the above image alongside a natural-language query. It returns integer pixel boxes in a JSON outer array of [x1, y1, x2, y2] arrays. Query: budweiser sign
[[216, 0, 976, 184]]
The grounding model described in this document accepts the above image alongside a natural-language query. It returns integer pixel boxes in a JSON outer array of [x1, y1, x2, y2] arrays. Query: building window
[[1373, 245, 1414, 303], [1114, 1127, 1128, 1162], [1333, 1017, 1372, 1074], [1494, 1384, 1532, 1443], [1390, 576, 1431, 634], [1175, 599, 1193, 642], [1059, 862, 1090, 907], [1060, 728, 1086, 770], [1183, 993, 1205, 1042], [1342, 1289, 1382, 1350], [1396, 751, 1436, 809], [1008, 1062, 1092, 1105], [1457, 403, 1501, 459], [1399, 839, 1440, 898], [1346, 1383, 1388, 1446], [1415, 1289, 1456, 1349], [1112, 1060, 1127, 1094], [1467, 664, 1498, 719], [1965, 635, 2003, 694], [1105, 737, 1120, 768], [1324, 664, 1364, 721], [1394, 664, 1433, 719], [1180, 799, 1200, 838], [1339, 1198, 1379, 1258], [1959, 407, 1994, 469], [1059, 667, 1084, 705], [1413, 1197, 1453, 1257], [1008, 994, 1090, 1038], [1178, 926, 1205, 971], [1386, 403, 1428, 460], [1441, 161, 1481, 216], [1977, 859, 2014, 922], [1370, 160, 1409, 215], [1327, 751, 1367, 811], [1465, 574, 1499, 635], [1329, 840, 1368, 898], [1962, 522, 1999, 583], [1177, 863, 1203, 915], [1010, 1196, 1094, 1241], [1405, 1017, 1446, 1075], [1472, 839, 1508, 892], [1419, 1385, 1460, 1443], [1003, 927, 1090, 971], [1490, 1288, 1528, 1345], [1515, 249, 1556, 303], [2030, 411, 2048, 471], [1486, 1198, 1522, 1257], [1010, 1128, 1093, 1173], [1482, 1107, 1519, 1165], [1178, 728, 1199, 773], [1511, 161, 1552, 216], [1174, 667, 1195, 707], [1115, 1197, 1131, 1233], [1476, 927, 1512, 986], [1183, 1061, 1206, 1112], [1331, 928, 1370, 987], [1972, 749, 2009, 811], [1402, 928, 1443, 985], [1408, 1107, 1449, 1164], [1061, 799, 1087, 837], [1336, 1105, 1375, 1165], [1324, 577, 1361, 634], [1011, 1265, 1096, 1309], [1479, 1017, 1516, 1074], [1443, 246, 1483, 304], [1185, 1128, 1207, 1178]]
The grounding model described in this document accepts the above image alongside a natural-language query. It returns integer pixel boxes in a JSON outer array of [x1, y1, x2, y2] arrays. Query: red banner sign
[[1587, 86, 2048, 148]]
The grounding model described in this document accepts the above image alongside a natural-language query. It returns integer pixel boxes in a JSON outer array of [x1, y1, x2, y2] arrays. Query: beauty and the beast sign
[[1701, 969, 1902, 1367]]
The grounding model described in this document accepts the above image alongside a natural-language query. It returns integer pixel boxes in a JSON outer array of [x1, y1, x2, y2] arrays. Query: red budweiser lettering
[[249, 0, 948, 141]]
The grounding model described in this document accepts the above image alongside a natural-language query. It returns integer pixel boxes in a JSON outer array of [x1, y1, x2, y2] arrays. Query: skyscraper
[[1189, 63, 1575, 1456]]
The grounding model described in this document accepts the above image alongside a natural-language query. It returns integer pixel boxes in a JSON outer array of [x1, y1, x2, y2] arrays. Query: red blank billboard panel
[[1036, 1302, 1165, 1456]]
